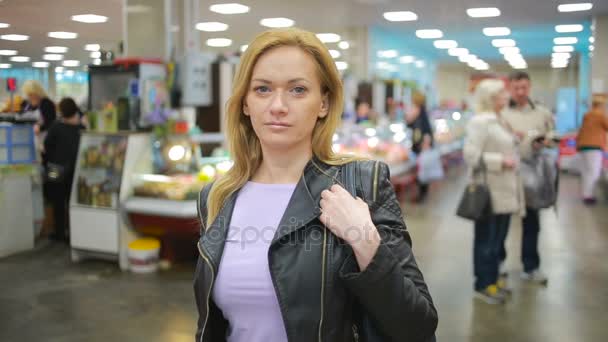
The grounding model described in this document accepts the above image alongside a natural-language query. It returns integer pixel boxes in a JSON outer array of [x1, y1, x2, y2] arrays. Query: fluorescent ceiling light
[[383, 11, 418, 22], [377, 50, 398, 58], [206, 38, 232, 47], [552, 52, 571, 59], [32, 61, 49, 68], [399, 55, 415, 64], [329, 50, 341, 58], [0, 23, 10, 29], [338, 41, 350, 50], [1, 34, 29, 41], [209, 3, 250, 14], [552, 64, 568, 69], [90, 51, 101, 58], [462, 55, 478, 63], [554, 45, 574, 52], [93, 59, 101, 65], [45, 46, 68, 53], [63, 60, 80, 67], [448, 48, 469, 56], [85, 44, 100, 52], [554, 37, 578, 45], [316, 33, 341, 43], [512, 64, 528, 69], [499, 46, 520, 54], [260, 18, 294, 28], [43, 54, 63, 61], [336, 61, 348, 71], [71, 14, 108, 23], [0, 49, 18, 56], [433, 40, 458, 49], [48, 31, 78, 39], [589, 37, 595, 43], [558, 3, 593, 12], [240, 45, 248, 52], [475, 64, 490, 71], [55, 66, 64, 73], [0, 63, 12, 69], [415, 60, 426, 68], [467, 7, 501, 18], [504, 53, 523, 61], [483, 27, 511, 36], [416, 29, 443, 39], [555, 24, 584, 33], [10, 56, 30, 62], [589, 45, 594, 51], [195, 22, 228, 32], [492, 39, 516, 47]]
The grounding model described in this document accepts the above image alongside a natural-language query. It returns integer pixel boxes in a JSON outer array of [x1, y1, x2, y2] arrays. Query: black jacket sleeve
[[39, 98, 57, 132], [340, 162, 438, 342]]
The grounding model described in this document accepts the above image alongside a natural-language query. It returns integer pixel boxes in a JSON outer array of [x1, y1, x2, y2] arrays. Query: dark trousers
[[474, 214, 511, 290], [417, 180, 429, 202], [498, 208, 541, 273], [44, 180, 72, 241]]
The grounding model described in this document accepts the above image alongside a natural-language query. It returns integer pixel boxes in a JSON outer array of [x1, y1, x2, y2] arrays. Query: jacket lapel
[[199, 191, 238, 271]]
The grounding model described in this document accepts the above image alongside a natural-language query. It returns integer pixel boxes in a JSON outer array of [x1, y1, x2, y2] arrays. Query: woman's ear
[[319, 93, 329, 118]]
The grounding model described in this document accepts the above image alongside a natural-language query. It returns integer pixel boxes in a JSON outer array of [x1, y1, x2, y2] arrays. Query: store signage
[[181, 52, 212, 106], [6, 77, 17, 92]]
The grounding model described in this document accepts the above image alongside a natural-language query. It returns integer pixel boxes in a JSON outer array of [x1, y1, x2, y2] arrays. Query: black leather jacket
[[194, 158, 438, 342]]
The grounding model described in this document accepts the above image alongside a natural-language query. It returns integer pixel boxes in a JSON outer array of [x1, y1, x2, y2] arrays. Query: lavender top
[[212, 181, 297, 342]]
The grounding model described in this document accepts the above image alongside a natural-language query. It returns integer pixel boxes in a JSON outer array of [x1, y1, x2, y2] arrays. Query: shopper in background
[[406, 92, 434, 202], [20, 80, 56, 134], [576, 94, 608, 205], [355, 99, 372, 124], [502, 71, 555, 285], [194, 28, 437, 342], [43, 98, 83, 242], [463, 79, 525, 304]]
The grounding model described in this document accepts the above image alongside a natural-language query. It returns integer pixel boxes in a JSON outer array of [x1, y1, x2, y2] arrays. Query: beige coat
[[502, 102, 555, 159], [463, 112, 526, 216]]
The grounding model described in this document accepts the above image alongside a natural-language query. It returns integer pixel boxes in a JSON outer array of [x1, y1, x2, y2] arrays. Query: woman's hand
[[319, 184, 380, 271]]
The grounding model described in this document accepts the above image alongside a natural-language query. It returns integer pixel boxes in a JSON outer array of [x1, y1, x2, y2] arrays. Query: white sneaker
[[521, 270, 548, 286], [499, 262, 508, 278]]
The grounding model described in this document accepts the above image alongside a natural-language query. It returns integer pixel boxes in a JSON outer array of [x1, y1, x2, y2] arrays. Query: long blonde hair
[[205, 28, 350, 227], [21, 80, 48, 99]]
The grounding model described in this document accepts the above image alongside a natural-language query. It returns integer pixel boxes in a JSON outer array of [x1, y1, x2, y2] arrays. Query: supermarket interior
[[1, 0, 608, 341]]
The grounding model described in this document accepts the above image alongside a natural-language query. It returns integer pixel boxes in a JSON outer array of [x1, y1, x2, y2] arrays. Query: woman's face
[[244, 46, 329, 153], [27, 93, 41, 106], [493, 90, 509, 112]]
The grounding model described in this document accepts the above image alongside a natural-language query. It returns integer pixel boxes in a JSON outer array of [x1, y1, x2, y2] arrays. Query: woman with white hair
[[20, 80, 56, 134], [463, 78, 525, 304]]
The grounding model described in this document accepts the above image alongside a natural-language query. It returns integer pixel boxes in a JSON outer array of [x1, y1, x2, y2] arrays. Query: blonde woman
[[463, 79, 525, 304], [194, 28, 437, 342], [20, 80, 56, 134]]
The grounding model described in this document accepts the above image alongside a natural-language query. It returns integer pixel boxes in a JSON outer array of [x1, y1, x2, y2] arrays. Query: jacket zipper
[[372, 161, 380, 203], [352, 324, 360, 342], [318, 226, 328, 342], [197, 242, 215, 342]]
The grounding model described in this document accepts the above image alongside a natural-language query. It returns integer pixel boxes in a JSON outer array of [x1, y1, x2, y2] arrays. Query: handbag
[[456, 163, 493, 221], [45, 162, 66, 183]]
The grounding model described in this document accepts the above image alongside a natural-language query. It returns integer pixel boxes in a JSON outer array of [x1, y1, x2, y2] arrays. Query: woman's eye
[[292, 86, 307, 95], [254, 86, 270, 94]]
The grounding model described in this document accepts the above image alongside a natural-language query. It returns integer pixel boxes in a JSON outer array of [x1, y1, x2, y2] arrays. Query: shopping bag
[[520, 150, 558, 209], [417, 149, 445, 183]]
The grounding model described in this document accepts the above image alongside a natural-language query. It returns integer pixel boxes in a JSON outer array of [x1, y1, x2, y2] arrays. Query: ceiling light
[[415, 60, 426, 68], [554, 37, 578, 45], [43, 54, 63, 61], [71, 14, 108, 23], [195, 22, 229, 31], [492, 39, 516, 47], [10, 56, 30, 62], [433, 40, 458, 49], [90, 51, 101, 58], [555, 24, 584, 33], [483, 27, 511, 36], [0, 23, 10, 29], [240, 45, 248, 52], [209, 3, 250, 14], [63, 60, 80, 67], [329, 50, 341, 58], [552, 64, 568, 69], [554, 45, 574, 52], [475, 64, 490, 71], [462, 55, 478, 63], [0, 63, 11, 69], [499, 46, 520, 54], [448, 48, 469, 56], [336, 61, 348, 71], [48, 31, 78, 39], [45, 46, 68, 53], [416, 29, 443, 39], [0, 49, 17, 56], [383, 11, 418, 22], [512, 64, 528, 70], [55, 67, 64, 73], [32, 61, 49, 68], [552, 52, 571, 59], [558, 3, 593, 12], [316, 33, 341, 43], [504, 53, 524, 61], [467, 7, 501, 18], [0, 34, 29, 41], [206, 38, 232, 47], [93, 59, 101, 65], [260, 18, 295, 28], [338, 41, 350, 50], [85, 44, 100, 51], [377, 50, 398, 58], [64, 70, 75, 76], [589, 45, 594, 51], [589, 37, 595, 43], [399, 56, 415, 64]]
